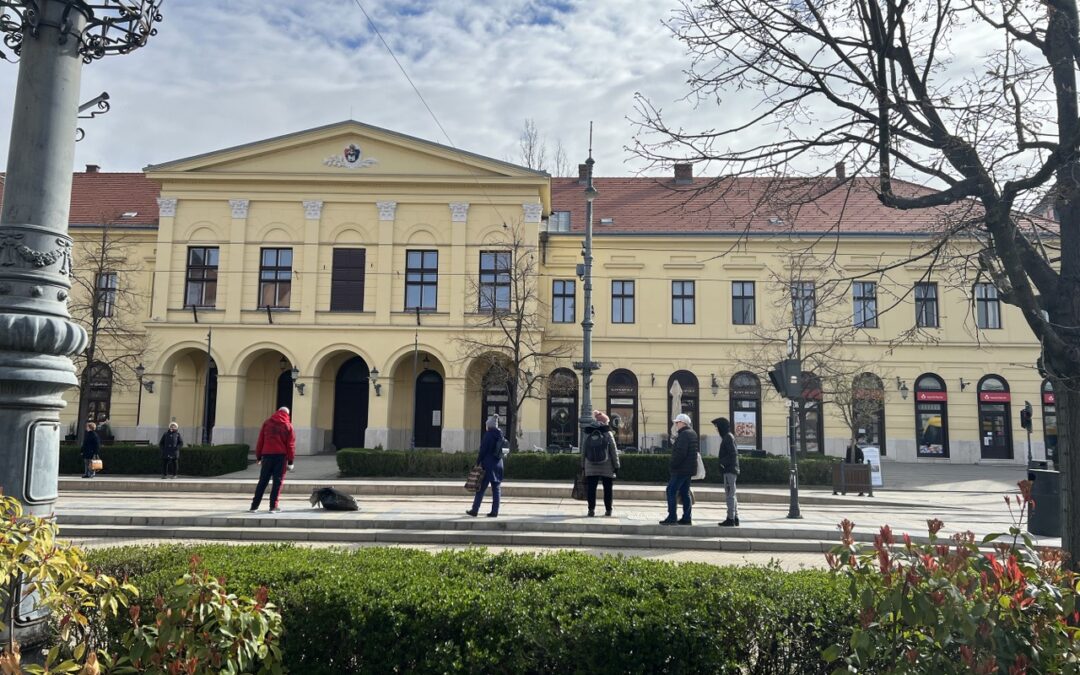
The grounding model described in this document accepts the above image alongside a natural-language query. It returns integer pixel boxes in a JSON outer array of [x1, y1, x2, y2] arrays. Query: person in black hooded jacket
[[159, 422, 184, 479]]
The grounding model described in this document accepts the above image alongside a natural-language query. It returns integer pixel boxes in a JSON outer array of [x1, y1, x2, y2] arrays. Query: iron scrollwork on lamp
[[0, 0, 165, 63]]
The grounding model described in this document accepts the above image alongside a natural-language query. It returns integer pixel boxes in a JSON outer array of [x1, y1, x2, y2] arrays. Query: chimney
[[673, 163, 693, 184], [834, 162, 846, 180], [85, 164, 100, 173], [578, 163, 589, 185]]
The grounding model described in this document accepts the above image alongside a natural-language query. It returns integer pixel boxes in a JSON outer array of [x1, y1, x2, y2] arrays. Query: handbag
[[692, 452, 706, 481], [464, 465, 486, 493], [90, 455, 103, 472], [571, 469, 587, 501]]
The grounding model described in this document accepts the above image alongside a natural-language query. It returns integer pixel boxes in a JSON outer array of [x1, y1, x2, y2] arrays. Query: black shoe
[[604, 510, 613, 517], [161, 475, 167, 479], [465, 509, 478, 517], [587, 510, 595, 517], [720, 518, 741, 527], [678, 518, 692, 526], [735, 517, 740, 526], [659, 518, 678, 526], [486, 512, 498, 518]]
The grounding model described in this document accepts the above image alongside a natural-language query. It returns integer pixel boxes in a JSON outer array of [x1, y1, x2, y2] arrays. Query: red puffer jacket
[[256, 409, 295, 463]]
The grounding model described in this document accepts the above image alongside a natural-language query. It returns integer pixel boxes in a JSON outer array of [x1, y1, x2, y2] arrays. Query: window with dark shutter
[[330, 248, 366, 312]]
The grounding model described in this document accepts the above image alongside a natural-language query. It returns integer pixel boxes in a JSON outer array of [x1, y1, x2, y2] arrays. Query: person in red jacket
[[249, 407, 296, 513]]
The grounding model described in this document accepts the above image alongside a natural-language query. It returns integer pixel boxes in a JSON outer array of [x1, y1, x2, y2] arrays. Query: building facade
[[9, 121, 1051, 464]]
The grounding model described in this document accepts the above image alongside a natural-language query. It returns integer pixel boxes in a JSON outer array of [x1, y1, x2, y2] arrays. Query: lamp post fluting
[[575, 141, 599, 443], [0, 0, 163, 639]]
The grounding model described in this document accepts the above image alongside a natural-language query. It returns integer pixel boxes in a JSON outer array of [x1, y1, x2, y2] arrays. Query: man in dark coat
[[661, 414, 698, 525], [159, 422, 183, 479], [581, 410, 620, 517], [467, 415, 505, 517], [713, 417, 740, 527], [81, 421, 101, 478], [249, 407, 296, 513]]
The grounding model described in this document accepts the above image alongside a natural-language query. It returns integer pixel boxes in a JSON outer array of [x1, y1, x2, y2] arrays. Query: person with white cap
[[466, 415, 505, 517], [661, 413, 698, 525], [158, 421, 184, 479]]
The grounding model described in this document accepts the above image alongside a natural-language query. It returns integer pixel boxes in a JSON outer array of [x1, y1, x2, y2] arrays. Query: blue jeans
[[665, 474, 692, 521], [471, 474, 501, 515]]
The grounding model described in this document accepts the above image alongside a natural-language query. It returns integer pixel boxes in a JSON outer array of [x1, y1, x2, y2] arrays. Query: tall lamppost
[[134, 362, 153, 427], [574, 129, 599, 443]]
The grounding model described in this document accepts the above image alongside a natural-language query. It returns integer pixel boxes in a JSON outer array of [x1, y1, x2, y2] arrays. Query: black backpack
[[585, 429, 609, 463], [308, 486, 359, 512]]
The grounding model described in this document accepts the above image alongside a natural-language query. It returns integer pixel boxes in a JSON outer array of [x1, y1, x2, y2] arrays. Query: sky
[[0, 0, 712, 177]]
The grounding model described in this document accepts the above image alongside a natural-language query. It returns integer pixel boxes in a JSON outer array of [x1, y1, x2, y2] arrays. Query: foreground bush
[[88, 544, 854, 674], [60, 444, 248, 477], [337, 448, 836, 485]]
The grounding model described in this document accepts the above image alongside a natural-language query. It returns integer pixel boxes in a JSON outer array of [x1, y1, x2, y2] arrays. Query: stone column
[[211, 375, 244, 445], [290, 376, 318, 455], [0, 2, 90, 521], [441, 376, 466, 452]]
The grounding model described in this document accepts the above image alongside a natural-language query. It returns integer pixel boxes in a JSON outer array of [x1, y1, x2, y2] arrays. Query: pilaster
[[375, 202, 396, 322], [449, 202, 469, 321], [364, 376, 390, 449], [441, 375, 466, 452], [290, 376, 318, 455], [211, 375, 244, 444], [151, 198, 176, 320], [225, 199, 249, 322], [301, 200, 323, 323]]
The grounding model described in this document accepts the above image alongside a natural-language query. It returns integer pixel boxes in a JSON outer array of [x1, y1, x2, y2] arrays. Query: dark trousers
[[250, 454, 287, 510], [666, 474, 692, 521], [586, 475, 613, 513], [470, 474, 501, 515], [161, 456, 178, 477]]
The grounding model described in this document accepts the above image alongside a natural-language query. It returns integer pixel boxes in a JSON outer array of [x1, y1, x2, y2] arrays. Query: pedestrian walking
[[249, 407, 295, 513], [466, 415, 504, 518], [582, 410, 620, 517], [81, 422, 100, 478], [712, 417, 740, 527], [660, 413, 698, 525], [159, 422, 183, 479]]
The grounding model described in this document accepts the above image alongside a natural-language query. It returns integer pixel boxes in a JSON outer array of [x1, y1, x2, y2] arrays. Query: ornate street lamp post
[[575, 129, 600, 444], [0, 0, 162, 637]]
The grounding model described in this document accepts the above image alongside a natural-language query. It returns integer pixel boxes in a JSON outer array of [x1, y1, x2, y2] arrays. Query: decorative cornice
[[229, 199, 250, 219], [0, 232, 73, 277], [522, 202, 543, 224], [376, 201, 397, 221], [303, 200, 324, 220], [449, 202, 470, 223], [156, 197, 177, 218]]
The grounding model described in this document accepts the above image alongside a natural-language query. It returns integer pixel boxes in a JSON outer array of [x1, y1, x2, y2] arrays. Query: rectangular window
[[791, 281, 816, 326], [975, 282, 1001, 329], [479, 251, 511, 312], [672, 280, 695, 324], [96, 272, 118, 318], [405, 250, 438, 311], [612, 280, 635, 324], [732, 281, 755, 325], [330, 248, 366, 312], [552, 279, 575, 323], [915, 282, 939, 328], [184, 246, 219, 308], [258, 248, 292, 309], [853, 281, 878, 328], [549, 211, 571, 232]]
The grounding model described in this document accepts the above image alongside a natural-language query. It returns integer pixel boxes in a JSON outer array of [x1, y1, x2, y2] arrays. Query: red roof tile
[[0, 171, 160, 228], [550, 176, 976, 235]]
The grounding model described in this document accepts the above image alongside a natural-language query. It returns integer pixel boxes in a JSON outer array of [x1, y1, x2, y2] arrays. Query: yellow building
[[22, 121, 1053, 465]]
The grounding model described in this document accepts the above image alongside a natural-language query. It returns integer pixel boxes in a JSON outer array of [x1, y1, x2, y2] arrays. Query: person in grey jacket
[[713, 417, 740, 527], [582, 410, 620, 517], [661, 414, 698, 525]]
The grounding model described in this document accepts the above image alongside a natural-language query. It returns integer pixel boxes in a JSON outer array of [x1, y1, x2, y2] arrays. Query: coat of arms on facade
[[324, 143, 377, 169]]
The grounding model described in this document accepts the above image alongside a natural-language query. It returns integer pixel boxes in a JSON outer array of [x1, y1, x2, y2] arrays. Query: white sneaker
[[269, 507, 282, 513], [247, 508, 258, 513]]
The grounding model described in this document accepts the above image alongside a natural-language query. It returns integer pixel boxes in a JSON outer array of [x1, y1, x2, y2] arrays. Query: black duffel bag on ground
[[309, 486, 360, 511]]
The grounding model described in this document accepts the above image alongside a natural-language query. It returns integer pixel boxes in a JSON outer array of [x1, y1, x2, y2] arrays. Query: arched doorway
[[978, 375, 1013, 459], [606, 369, 638, 450], [333, 357, 370, 449], [1042, 380, 1057, 464], [852, 373, 886, 455], [276, 370, 294, 412], [547, 368, 578, 449], [666, 371, 699, 432], [414, 370, 444, 448], [791, 371, 824, 453], [83, 361, 113, 425], [914, 373, 949, 458], [729, 371, 762, 450]]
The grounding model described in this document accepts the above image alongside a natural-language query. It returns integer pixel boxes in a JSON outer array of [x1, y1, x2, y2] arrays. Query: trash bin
[[1027, 460, 1049, 473], [1027, 469, 1061, 538]]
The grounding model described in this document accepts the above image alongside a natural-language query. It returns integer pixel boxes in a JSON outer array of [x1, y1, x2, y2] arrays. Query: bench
[[832, 462, 874, 496]]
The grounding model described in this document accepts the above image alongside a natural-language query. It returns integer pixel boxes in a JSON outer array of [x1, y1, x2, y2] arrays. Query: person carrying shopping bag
[[466, 415, 505, 518]]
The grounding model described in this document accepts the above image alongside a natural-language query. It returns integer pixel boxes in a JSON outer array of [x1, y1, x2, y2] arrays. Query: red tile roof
[[0, 171, 160, 228], [550, 176, 976, 235]]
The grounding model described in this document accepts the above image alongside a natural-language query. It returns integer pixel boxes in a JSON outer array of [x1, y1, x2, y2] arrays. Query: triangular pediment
[[145, 121, 547, 180]]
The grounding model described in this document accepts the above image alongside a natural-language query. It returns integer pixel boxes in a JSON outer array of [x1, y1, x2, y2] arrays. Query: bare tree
[[69, 218, 150, 440], [517, 118, 573, 175], [633, 1, 1080, 563], [455, 223, 571, 451]]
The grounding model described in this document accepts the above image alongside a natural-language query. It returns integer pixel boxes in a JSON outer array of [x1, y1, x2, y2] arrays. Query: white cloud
[[0, 0, 702, 177]]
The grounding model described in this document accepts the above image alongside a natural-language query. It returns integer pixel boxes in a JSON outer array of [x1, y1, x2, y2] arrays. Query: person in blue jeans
[[661, 414, 698, 525], [466, 415, 504, 518]]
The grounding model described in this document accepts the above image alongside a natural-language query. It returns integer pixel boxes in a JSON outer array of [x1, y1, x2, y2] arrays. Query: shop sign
[[979, 391, 1011, 403], [916, 391, 947, 402], [1044, 392, 1056, 405]]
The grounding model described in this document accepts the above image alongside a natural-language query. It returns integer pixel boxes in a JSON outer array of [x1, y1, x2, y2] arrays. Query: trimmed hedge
[[337, 448, 838, 485], [60, 443, 249, 476], [87, 544, 853, 674]]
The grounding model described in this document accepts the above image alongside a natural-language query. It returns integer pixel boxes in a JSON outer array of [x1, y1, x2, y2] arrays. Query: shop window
[[546, 368, 578, 449], [852, 372, 886, 455], [914, 373, 949, 458], [729, 371, 762, 450], [606, 369, 638, 450], [977, 375, 1013, 459]]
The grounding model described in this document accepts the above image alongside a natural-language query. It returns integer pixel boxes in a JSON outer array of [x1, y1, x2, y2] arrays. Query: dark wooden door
[[333, 357, 370, 449], [414, 370, 443, 448]]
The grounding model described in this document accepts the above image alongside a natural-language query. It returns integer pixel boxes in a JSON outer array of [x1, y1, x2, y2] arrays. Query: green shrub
[[336, 448, 836, 485], [60, 444, 249, 477], [87, 544, 854, 674]]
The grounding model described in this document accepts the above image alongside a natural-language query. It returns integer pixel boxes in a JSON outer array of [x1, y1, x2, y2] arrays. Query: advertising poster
[[861, 446, 883, 487], [733, 411, 757, 448]]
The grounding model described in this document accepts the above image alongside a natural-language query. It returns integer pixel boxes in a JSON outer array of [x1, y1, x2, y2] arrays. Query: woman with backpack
[[582, 410, 620, 517]]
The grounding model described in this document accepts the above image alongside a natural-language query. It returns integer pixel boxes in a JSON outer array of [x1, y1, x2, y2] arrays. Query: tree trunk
[[1057, 384, 1080, 566]]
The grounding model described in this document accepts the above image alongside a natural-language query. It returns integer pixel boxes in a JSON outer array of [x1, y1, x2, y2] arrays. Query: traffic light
[[768, 359, 803, 399], [1020, 401, 1033, 431]]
